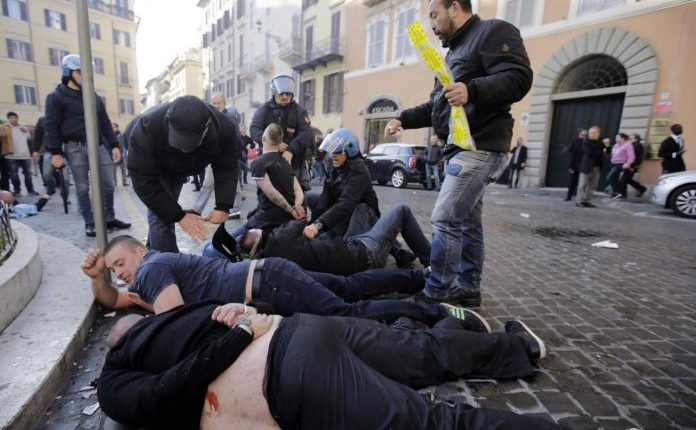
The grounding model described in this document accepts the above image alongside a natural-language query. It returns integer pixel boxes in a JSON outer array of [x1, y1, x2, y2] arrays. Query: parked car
[[650, 170, 696, 218], [364, 143, 443, 188]]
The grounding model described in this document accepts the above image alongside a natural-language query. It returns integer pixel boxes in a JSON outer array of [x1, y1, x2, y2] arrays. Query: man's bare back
[[201, 315, 282, 430]]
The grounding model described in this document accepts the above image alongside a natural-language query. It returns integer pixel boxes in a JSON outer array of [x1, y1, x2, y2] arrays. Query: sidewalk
[[18, 182, 696, 429]]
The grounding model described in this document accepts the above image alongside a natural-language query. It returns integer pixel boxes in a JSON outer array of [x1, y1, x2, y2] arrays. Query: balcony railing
[[254, 52, 273, 73], [278, 36, 302, 66], [235, 58, 255, 80], [87, 0, 136, 21], [0, 203, 17, 266], [293, 36, 344, 72]]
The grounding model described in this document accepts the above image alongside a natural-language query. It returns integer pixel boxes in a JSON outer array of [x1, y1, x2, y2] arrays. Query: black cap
[[166, 96, 213, 153]]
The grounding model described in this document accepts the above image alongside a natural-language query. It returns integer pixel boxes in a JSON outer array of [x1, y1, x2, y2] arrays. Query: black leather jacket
[[399, 15, 532, 158]]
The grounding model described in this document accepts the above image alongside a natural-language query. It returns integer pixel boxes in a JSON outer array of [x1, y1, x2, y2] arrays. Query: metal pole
[[75, 0, 107, 249]]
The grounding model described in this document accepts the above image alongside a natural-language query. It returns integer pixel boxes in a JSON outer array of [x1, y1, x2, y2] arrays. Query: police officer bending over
[[125, 96, 240, 252]]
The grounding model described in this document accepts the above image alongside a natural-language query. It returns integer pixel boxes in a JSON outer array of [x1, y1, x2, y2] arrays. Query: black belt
[[251, 258, 266, 299]]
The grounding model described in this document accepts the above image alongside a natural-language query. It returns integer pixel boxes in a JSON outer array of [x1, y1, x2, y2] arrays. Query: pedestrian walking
[[658, 124, 686, 173], [576, 126, 609, 208], [507, 137, 527, 188], [564, 129, 586, 201], [619, 133, 647, 198]]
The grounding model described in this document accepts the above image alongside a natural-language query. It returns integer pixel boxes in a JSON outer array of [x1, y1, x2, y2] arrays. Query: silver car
[[650, 170, 696, 218]]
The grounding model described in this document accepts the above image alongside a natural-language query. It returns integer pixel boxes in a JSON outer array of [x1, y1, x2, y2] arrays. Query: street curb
[[0, 221, 41, 332], [0, 232, 95, 430]]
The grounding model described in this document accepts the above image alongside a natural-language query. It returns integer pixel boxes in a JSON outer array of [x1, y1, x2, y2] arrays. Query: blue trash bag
[[9, 204, 38, 219]]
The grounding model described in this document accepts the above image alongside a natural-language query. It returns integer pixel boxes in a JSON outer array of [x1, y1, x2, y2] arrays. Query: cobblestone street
[[16, 178, 696, 430]]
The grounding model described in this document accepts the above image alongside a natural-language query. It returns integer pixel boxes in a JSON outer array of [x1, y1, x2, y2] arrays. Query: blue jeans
[[425, 163, 441, 190], [257, 257, 446, 324], [8, 159, 34, 193], [352, 204, 431, 268], [425, 150, 507, 298], [63, 143, 115, 224], [607, 163, 623, 194], [146, 176, 184, 252]]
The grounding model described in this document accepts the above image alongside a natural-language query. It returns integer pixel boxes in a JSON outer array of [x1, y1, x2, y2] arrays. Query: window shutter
[[20, 1, 27, 20], [61, 13, 67, 30], [336, 73, 343, 113], [125, 32, 131, 47], [44, 9, 50, 26], [26, 42, 32, 61], [323, 75, 330, 114], [7, 39, 14, 59], [14, 85, 21, 103], [29, 87, 36, 105], [2, 0, 8, 17]]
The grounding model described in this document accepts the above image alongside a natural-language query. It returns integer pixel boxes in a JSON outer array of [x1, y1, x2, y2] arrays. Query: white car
[[650, 170, 696, 219]]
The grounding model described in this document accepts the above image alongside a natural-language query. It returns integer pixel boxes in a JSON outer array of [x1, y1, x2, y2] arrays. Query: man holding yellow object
[[385, 0, 532, 307]]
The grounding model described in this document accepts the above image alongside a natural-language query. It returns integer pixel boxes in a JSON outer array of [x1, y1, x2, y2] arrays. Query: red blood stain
[[207, 391, 220, 412]]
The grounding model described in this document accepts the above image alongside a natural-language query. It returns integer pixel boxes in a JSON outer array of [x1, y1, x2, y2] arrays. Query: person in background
[[606, 133, 635, 199], [425, 135, 443, 191], [658, 124, 686, 174], [4, 112, 38, 196], [507, 137, 527, 189], [111, 123, 128, 186], [565, 129, 586, 201], [575, 126, 609, 208], [619, 133, 647, 198]]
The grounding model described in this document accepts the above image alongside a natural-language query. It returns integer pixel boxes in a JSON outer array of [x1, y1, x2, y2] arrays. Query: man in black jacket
[[234, 204, 430, 275], [124, 95, 240, 252], [97, 301, 558, 430], [658, 123, 686, 174], [507, 137, 527, 188], [385, 0, 532, 307], [565, 128, 586, 201], [425, 135, 443, 190], [250, 74, 313, 184], [576, 126, 609, 208], [44, 54, 131, 237], [619, 133, 647, 198]]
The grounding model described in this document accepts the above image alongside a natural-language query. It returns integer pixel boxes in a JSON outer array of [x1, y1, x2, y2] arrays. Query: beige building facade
[[142, 48, 203, 112], [342, 0, 695, 186], [0, 0, 140, 126]]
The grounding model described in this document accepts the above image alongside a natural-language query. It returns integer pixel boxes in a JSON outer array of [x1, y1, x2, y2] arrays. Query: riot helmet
[[270, 74, 296, 97], [319, 128, 361, 159]]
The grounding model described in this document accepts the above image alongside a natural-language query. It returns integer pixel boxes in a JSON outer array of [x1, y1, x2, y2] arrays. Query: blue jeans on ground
[[425, 163, 441, 190], [352, 204, 431, 268], [146, 176, 184, 252], [256, 257, 447, 324], [425, 150, 507, 298], [63, 143, 115, 224], [8, 159, 34, 193]]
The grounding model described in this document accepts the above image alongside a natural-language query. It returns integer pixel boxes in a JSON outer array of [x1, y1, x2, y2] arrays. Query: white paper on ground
[[519, 213, 530, 218], [82, 402, 100, 416], [591, 240, 619, 249]]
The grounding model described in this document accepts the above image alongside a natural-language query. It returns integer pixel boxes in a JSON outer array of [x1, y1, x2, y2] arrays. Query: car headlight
[[655, 176, 676, 187]]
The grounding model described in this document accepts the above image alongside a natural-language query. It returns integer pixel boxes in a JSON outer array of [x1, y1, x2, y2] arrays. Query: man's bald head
[[211, 93, 226, 112], [106, 314, 145, 348]]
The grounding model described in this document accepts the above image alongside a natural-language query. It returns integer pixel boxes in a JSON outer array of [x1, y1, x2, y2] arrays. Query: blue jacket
[[44, 84, 119, 155]]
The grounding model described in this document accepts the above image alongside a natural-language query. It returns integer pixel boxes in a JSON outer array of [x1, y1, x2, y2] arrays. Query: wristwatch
[[234, 314, 253, 336], [313, 221, 324, 232]]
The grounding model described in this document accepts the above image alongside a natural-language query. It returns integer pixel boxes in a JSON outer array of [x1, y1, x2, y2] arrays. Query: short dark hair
[[670, 124, 682, 134], [7, 112, 18, 119], [438, 0, 472, 12], [104, 235, 144, 256], [618, 133, 629, 141], [631, 133, 641, 143]]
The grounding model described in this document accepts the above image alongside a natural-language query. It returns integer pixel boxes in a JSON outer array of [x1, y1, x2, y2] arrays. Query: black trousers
[[267, 314, 563, 430], [619, 168, 646, 196], [566, 170, 579, 200]]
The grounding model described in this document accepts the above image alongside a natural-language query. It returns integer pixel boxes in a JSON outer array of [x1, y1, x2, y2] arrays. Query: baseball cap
[[166, 96, 214, 153]]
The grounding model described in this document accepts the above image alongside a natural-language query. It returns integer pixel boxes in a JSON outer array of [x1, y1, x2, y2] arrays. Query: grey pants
[[576, 167, 600, 204]]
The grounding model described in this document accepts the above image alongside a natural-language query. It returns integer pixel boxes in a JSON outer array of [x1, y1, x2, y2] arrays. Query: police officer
[[249, 74, 313, 187], [124, 95, 240, 252], [304, 129, 380, 241], [44, 54, 131, 237]]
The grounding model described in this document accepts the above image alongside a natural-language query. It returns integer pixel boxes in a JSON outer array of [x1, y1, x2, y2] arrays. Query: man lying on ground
[[225, 203, 429, 275], [98, 300, 561, 430], [83, 235, 475, 326]]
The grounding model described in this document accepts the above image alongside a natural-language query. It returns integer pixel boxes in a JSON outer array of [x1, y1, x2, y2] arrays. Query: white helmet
[[61, 54, 81, 77]]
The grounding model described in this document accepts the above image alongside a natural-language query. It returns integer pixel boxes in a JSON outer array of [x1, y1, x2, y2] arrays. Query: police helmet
[[61, 54, 81, 77], [319, 128, 361, 159], [270, 74, 296, 97]]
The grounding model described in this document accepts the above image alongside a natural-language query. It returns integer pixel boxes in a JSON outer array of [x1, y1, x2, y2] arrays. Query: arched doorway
[[546, 55, 627, 187], [363, 96, 400, 153], [524, 27, 658, 187]]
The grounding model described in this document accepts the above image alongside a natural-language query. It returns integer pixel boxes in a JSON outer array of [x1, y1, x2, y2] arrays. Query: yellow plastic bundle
[[408, 21, 474, 151]]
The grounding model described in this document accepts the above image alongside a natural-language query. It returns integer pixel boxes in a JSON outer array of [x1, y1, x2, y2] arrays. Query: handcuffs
[[234, 303, 253, 337]]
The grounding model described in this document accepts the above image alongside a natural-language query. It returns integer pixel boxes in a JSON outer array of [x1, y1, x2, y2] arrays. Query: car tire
[[669, 184, 696, 219], [391, 168, 407, 188], [377, 180, 388, 186]]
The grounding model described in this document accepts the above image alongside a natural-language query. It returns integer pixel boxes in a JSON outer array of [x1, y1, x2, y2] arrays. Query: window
[[503, 0, 536, 29], [44, 9, 67, 31], [248, 86, 254, 108], [219, 49, 224, 67], [226, 78, 234, 98], [330, 11, 341, 53], [49, 48, 69, 66], [236, 74, 245, 94], [6, 39, 32, 61], [368, 145, 385, 155], [217, 18, 223, 36], [89, 22, 101, 39], [113, 29, 131, 47], [202, 33, 209, 48], [299, 79, 315, 115], [114, 0, 130, 18], [302, 0, 317, 8], [394, 7, 416, 60], [223, 10, 231, 29], [119, 98, 135, 115], [236, 0, 244, 19], [323, 73, 343, 113], [305, 25, 314, 61], [211, 24, 217, 42], [14, 84, 36, 105], [94, 57, 105, 75], [238, 34, 244, 66], [119, 61, 129, 84], [3, 0, 28, 21], [578, 0, 624, 16], [227, 43, 232, 63], [367, 19, 386, 67]]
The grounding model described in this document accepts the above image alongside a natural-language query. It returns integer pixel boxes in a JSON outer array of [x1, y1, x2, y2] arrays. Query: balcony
[[254, 52, 273, 73], [278, 36, 302, 67], [87, 0, 136, 21], [236, 59, 255, 80], [293, 36, 344, 72]]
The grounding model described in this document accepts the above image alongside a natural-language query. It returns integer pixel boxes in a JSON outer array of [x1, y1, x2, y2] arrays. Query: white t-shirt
[[6, 126, 31, 160]]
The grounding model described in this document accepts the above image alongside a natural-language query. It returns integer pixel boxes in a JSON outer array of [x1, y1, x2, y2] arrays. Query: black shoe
[[505, 320, 547, 360], [35, 197, 49, 211], [584, 202, 596, 208], [85, 223, 96, 237], [575, 202, 585, 207], [106, 218, 131, 229], [390, 317, 427, 331], [394, 249, 417, 268], [416, 288, 481, 308], [636, 188, 646, 198], [440, 304, 491, 333]]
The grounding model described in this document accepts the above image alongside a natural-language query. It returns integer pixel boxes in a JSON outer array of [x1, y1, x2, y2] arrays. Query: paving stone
[[505, 392, 541, 412], [571, 389, 619, 417], [595, 417, 643, 430], [597, 383, 647, 406], [557, 415, 599, 430], [657, 404, 696, 428], [629, 407, 679, 430], [535, 392, 583, 415]]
